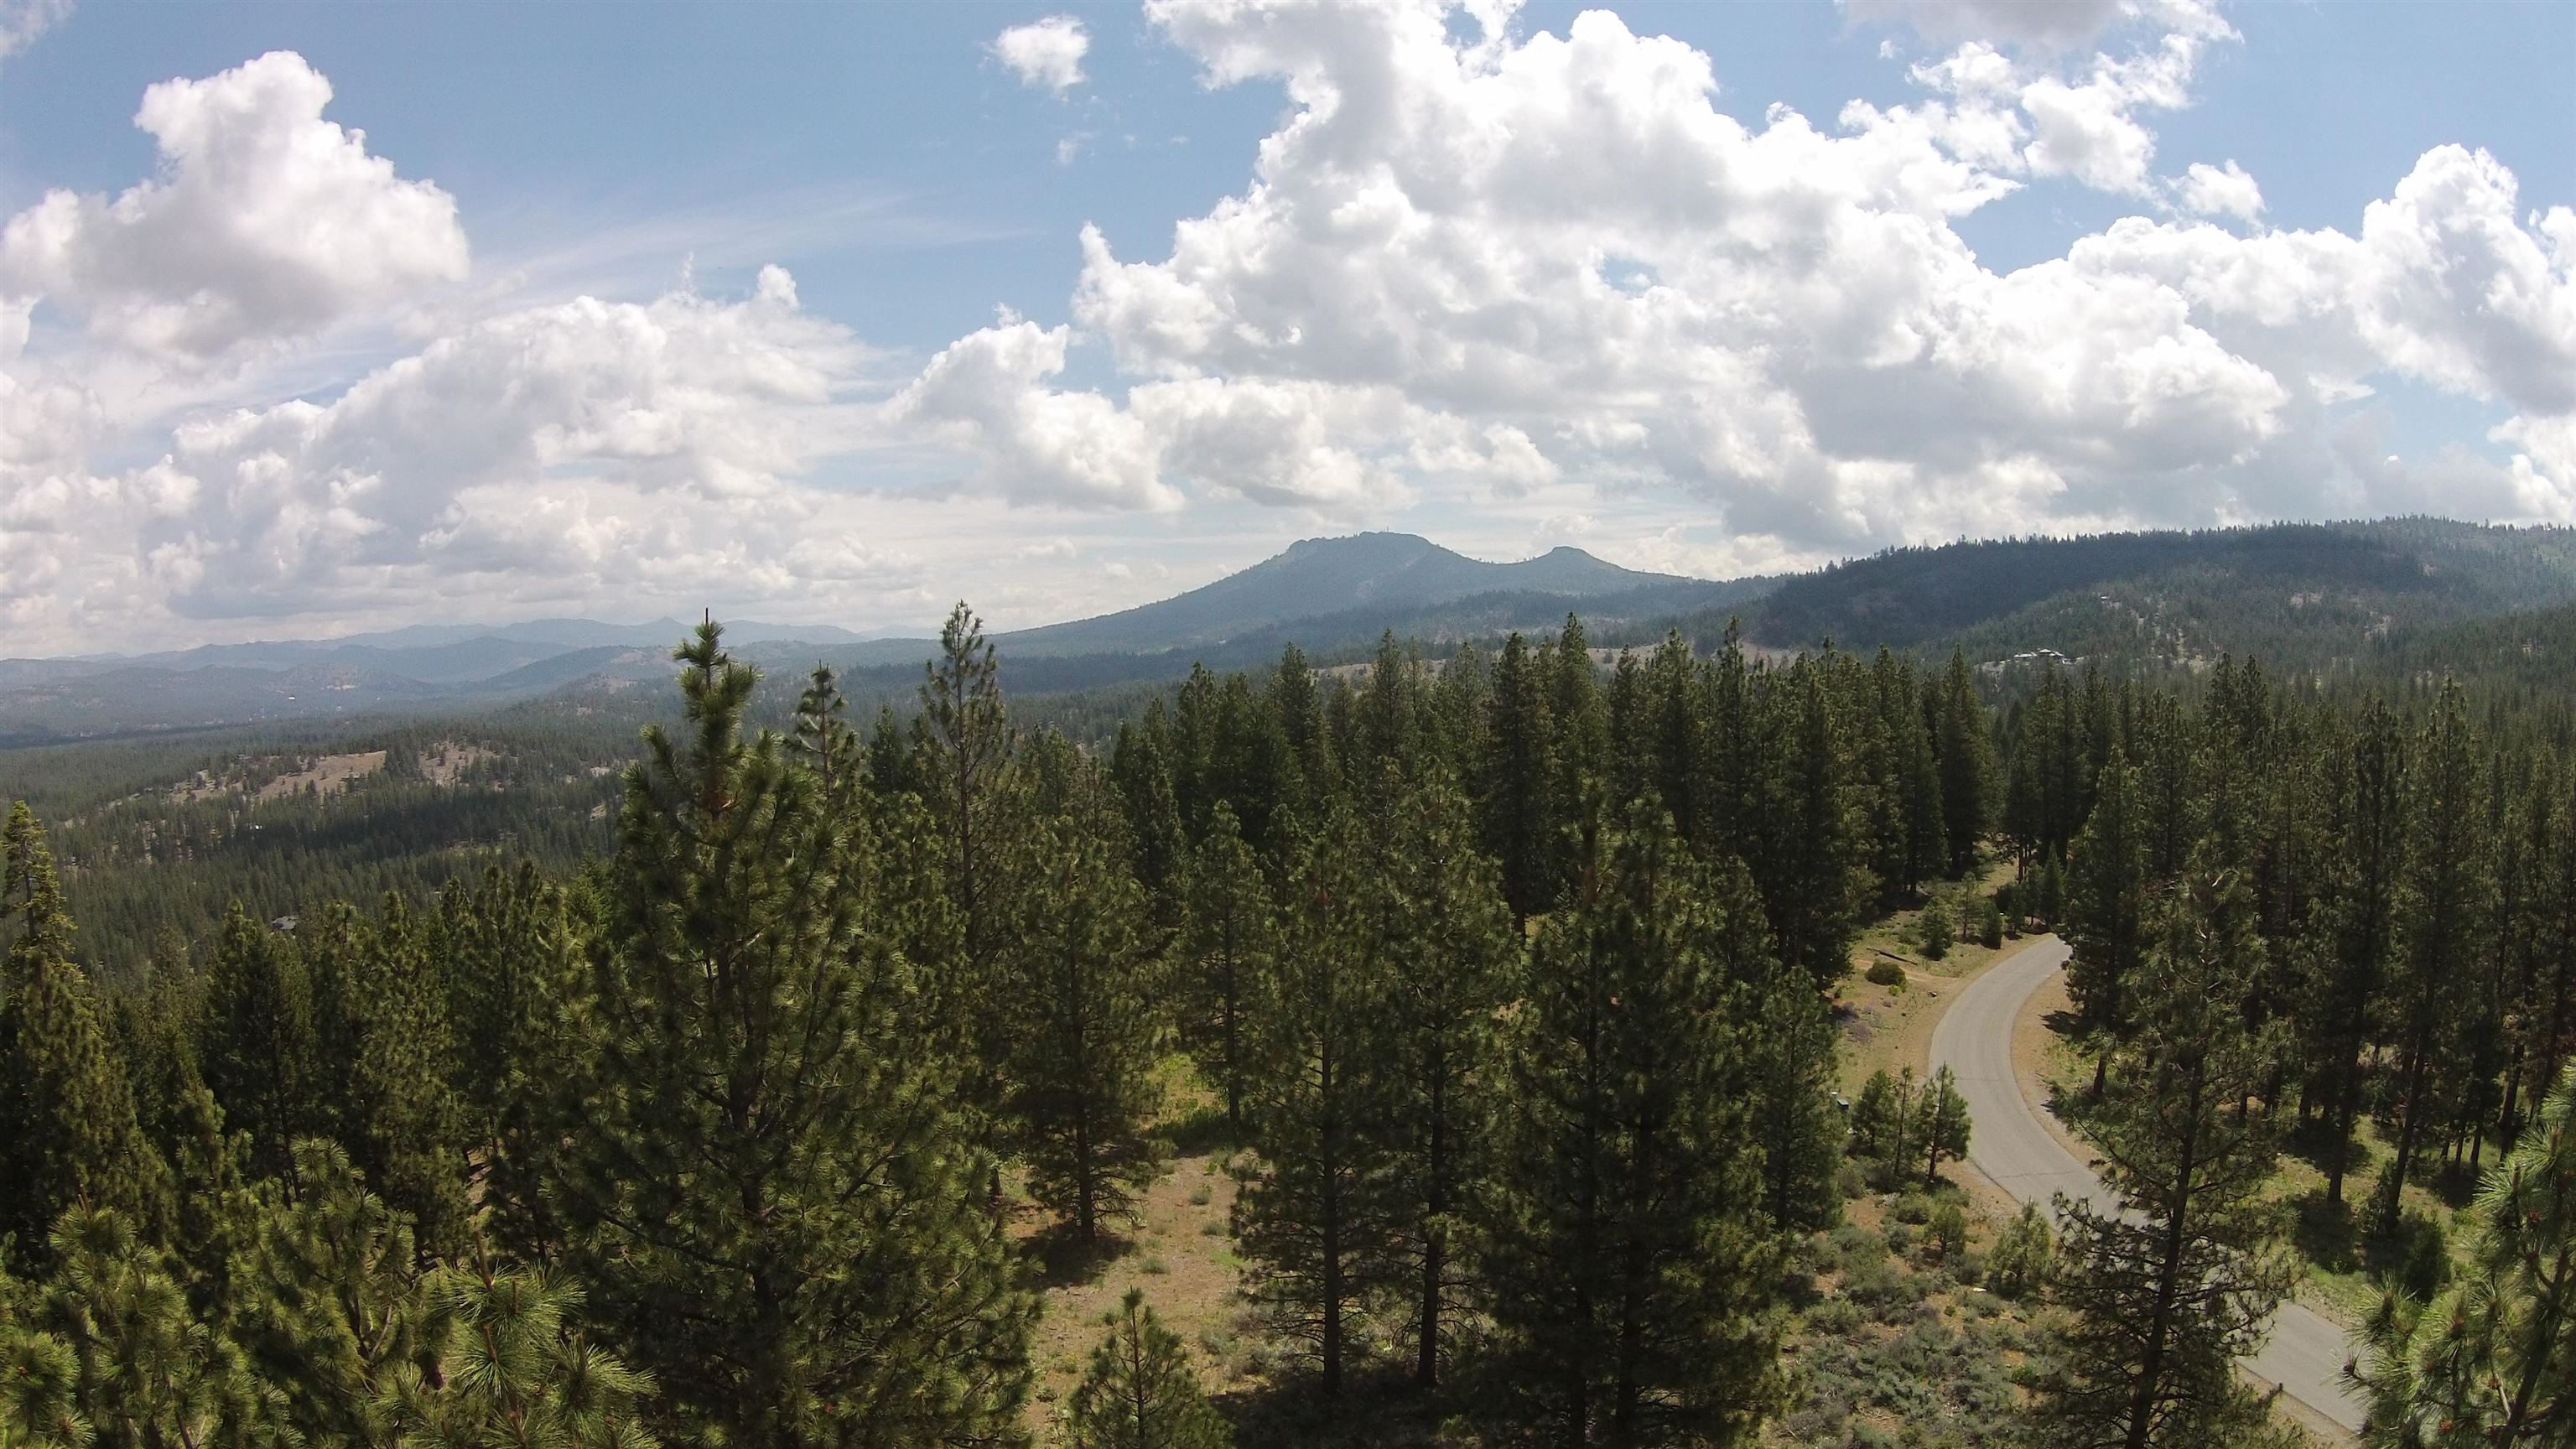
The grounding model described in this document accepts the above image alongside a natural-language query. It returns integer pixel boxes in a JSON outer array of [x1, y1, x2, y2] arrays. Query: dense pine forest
[[4, 605, 2573, 1447]]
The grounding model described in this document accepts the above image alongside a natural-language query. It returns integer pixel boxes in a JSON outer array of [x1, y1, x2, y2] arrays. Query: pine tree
[[1746, 952, 1844, 1235], [1916, 1065, 1971, 1190], [1231, 808, 1394, 1395], [1272, 643, 1332, 822], [1702, 623, 1759, 866], [221, 1140, 434, 1446], [792, 665, 868, 815], [1479, 804, 1779, 1446], [1868, 1068, 1924, 1193], [2353, 1062, 2573, 1446], [1757, 659, 1872, 985], [1207, 673, 1300, 860], [2532, 777, 2576, 1149], [342, 896, 471, 1259], [17, 1205, 293, 1449], [1642, 631, 1706, 849], [0, 1296, 87, 1447], [1914, 892, 1955, 961], [1363, 767, 1513, 1387], [2065, 741, 2150, 1095], [1111, 714, 1190, 933], [1848, 1069, 1900, 1169], [1010, 784, 1167, 1244], [1, 805, 167, 1271], [557, 621, 1031, 1446], [1546, 615, 1607, 900], [1867, 649, 1947, 901], [380, 1250, 661, 1449], [195, 906, 319, 1184], [1065, 1290, 1231, 1449], [1480, 632, 1557, 926], [1987, 1203, 2053, 1300], [1179, 804, 1274, 1137], [2380, 681, 2491, 1237], [1933, 649, 1993, 876], [440, 863, 583, 1257], [920, 601, 1021, 1082], [2038, 854, 2295, 1449]]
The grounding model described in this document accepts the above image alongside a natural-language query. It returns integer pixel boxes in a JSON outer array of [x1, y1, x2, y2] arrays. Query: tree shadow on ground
[[1021, 1220, 1140, 1291], [1154, 1099, 1237, 1158], [2280, 1113, 2372, 1180], [1213, 1368, 1459, 1449], [2291, 1187, 2453, 1299], [2290, 1189, 2363, 1276], [2428, 1153, 2488, 1209]]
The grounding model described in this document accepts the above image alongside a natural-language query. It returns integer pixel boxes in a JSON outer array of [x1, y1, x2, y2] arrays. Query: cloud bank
[[5, 3, 2573, 652]]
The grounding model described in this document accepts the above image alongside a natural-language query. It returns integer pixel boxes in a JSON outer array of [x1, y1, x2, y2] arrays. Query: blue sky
[[3, 0, 2572, 652]]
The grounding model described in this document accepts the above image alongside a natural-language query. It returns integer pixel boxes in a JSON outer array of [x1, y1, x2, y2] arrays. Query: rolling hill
[[0, 535, 1732, 741]]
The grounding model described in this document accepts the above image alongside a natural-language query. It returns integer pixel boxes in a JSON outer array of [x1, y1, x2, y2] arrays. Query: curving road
[[1927, 936, 2367, 1435]]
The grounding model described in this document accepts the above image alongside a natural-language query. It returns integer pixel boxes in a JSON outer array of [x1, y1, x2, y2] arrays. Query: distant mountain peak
[[995, 532, 1695, 657]]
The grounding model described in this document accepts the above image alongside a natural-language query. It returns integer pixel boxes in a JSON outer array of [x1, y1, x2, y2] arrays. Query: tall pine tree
[[2038, 854, 2294, 1449], [555, 621, 1031, 1446], [1480, 803, 1779, 1446]]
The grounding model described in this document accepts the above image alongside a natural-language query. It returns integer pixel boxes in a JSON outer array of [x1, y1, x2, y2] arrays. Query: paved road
[[1927, 936, 2368, 1434]]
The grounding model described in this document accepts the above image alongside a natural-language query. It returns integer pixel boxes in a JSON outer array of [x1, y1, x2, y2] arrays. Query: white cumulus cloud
[[2174, 158, 2262, 221], [0, 51, 469, 362], [5, 268, 888, 643], [891, 318, 1179, 511], [992, 15, 1091, 94]]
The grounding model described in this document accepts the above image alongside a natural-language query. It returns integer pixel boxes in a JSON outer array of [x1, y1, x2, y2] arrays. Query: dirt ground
[[254, 750, 387, 801], [1011, 1077, 1256, 1445], [418, 741, 496, 785]]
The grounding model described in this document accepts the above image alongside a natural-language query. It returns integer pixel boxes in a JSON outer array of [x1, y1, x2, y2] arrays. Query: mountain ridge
[[995, 532, 1691, 657]]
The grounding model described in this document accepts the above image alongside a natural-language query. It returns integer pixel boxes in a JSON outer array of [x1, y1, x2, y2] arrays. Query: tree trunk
[[1417, 1064, 1446, 1388], [2124, 1067, 2204, 1449], [2381, 1036, 2433, 1237]]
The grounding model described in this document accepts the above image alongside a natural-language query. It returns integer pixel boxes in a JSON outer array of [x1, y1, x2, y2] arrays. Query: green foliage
[[1179, 804, 1274, 1136], [2037, 857, 2296, 1449], [1229, 808, 1397, 1394], [195, 909, 319, 1184], [17, 592, 2576, 1447], [554, 621, 1032, 1446], [2377, 680, 2494, 1237], [1912, 894, 1954, 961], [1363, 766, 1515, 1385], [1916, 1066, 1971, 1190], [1478, 804, 1780, 1446], [1, 805, 169, 1270], [1985, 1204, 2052, 1300], [10, 1205, 293, 1449], [2355, 1063, 2576, 1447], [380, 1253, 659, 1449], [1749, 958, 1846, 1237], [1010, 770, 1168, 1241], [1066, 1290, 1231, 1449]]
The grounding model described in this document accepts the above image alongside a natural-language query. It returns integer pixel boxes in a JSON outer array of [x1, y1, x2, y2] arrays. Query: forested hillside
[[1739, 518, 2576, 669], [4, 604, 2571, 1446]]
